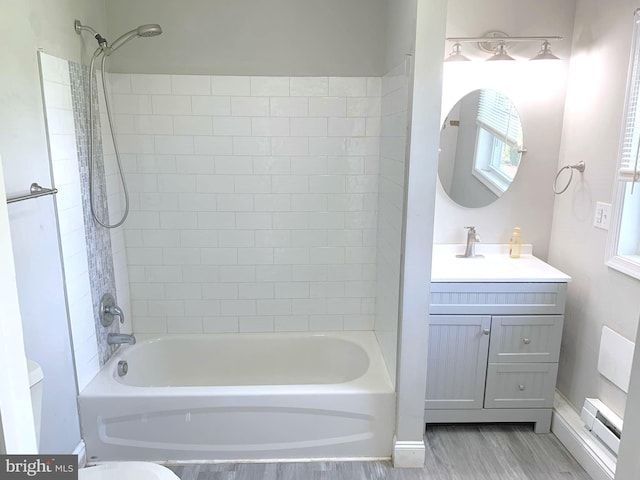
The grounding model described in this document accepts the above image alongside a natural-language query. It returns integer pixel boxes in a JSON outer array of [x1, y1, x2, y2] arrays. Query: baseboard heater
[[581, 398, 623, 455]]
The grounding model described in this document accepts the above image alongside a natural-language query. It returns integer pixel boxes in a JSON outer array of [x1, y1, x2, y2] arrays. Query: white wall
[[109, 74, 381, 334], [548, 0, 640, 418], [435, 0, 576, 260], [105, 0, 387, 76], [0, 0, 107, 453]]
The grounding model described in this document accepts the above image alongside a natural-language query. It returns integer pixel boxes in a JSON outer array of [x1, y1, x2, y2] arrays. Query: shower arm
[[74, 20, 108, 48]]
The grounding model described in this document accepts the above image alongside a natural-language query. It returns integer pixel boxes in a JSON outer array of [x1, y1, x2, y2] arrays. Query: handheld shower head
[[136, 24, 162, 37], [107, 23, 163, 54]]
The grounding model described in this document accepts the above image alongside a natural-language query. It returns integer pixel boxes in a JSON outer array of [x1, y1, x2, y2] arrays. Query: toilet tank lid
[[27, 360, 43, 386]]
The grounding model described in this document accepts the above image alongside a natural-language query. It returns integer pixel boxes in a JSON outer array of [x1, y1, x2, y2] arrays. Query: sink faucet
[[457, 226, 484, 258], [107, 333, 136, 346]]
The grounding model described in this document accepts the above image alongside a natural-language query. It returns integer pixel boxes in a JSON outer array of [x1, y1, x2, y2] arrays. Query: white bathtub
[[79, 331, 395, 462]]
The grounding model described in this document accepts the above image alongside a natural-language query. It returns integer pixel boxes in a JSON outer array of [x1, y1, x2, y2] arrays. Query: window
[[606, 9, 640, 280], [472, 90, 523, 195]]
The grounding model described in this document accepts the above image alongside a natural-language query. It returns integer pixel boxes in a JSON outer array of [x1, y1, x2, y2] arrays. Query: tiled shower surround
[[108, 74, 383, 334]]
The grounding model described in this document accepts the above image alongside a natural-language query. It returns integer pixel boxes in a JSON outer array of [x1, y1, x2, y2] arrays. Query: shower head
[[108, 23, 163, 54], [136, 24, 163, 37]]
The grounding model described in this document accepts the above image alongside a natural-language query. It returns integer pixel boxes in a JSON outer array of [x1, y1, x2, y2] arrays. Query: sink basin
[[431, 244, 571, 283]]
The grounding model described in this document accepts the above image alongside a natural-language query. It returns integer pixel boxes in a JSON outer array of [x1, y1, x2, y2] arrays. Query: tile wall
[[107, 74, 382, 334]]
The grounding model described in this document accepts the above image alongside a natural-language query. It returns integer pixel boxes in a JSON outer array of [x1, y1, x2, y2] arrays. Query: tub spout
[[107, 333, 136, 345]]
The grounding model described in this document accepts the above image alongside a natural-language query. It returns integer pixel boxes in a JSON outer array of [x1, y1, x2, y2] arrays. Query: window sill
[[472, 168, 509, 196], [606, 255, 640, 281]]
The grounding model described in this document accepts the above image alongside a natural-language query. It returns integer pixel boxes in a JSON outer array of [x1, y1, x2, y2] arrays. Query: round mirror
[[438, 89, 524, 208]]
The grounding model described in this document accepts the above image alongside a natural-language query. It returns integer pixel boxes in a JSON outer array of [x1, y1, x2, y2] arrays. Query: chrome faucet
[[457, 226, 484, 258], [107, 333, 136, 346]]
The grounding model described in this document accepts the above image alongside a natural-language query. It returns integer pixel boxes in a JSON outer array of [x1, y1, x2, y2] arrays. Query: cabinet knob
[[518, 384, 526, 391], [523, 338, 531, 344], [482, 328, 490, 335]]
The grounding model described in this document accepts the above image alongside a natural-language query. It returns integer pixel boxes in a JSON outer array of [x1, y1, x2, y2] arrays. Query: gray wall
[[383, 0, 417, 72], [0, 0, 107, 454], [548, 0, 640, 417], [106, 0, 387, 76]]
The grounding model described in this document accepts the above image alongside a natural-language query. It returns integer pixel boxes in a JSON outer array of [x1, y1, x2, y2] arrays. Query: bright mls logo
[[0, 455, 77, 479]]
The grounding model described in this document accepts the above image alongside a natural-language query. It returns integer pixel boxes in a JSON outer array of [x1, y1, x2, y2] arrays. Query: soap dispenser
[[509, 227, 522, 258]]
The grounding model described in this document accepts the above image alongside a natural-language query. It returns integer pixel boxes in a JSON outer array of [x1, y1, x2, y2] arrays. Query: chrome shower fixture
[[444, 31, 563, 62], [74, 20, 162, 55]]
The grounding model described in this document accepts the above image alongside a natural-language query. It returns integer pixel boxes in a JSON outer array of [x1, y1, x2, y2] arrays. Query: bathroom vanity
[[425, 245, 571, 433]]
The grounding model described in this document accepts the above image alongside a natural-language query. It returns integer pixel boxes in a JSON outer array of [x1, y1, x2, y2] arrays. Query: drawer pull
[[523, 338, 531, 344], [483, 328, 490, 335], [518, 384, 526, 391]]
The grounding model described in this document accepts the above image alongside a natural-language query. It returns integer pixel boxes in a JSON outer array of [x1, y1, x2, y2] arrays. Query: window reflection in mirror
[[439, 89, 524, 208]]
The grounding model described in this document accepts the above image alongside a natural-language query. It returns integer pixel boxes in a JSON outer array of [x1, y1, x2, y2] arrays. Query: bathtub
[[79, 331, 395, 462]]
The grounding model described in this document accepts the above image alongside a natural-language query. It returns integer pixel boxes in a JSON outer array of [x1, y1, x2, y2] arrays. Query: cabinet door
[[488, 315, 564, 363], [425, 315, 491, 410], [485, 363, 558, 408]]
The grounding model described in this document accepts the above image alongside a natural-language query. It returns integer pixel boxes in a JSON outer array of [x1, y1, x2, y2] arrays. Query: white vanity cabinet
[[425, 281, 568, 433]]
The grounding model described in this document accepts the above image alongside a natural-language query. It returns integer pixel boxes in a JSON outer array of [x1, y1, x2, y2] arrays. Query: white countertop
[[431, 244, 571, 283]]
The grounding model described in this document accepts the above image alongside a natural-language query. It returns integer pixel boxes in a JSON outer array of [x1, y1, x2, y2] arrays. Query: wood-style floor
[[168, 424, 592, 479]]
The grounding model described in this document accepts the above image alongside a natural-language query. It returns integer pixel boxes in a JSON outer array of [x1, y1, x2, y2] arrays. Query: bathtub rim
[[80, 331, 394, 398]]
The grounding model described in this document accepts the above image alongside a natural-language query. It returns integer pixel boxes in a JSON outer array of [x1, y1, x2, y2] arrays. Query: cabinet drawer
[[484, 363, 558, 409], [488, 316, 563, 363]]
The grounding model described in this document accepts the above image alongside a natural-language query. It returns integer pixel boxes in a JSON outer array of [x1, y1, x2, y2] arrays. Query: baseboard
[[551, 392, 615, 480], [392, 436, 425, 468], [73, 440, 87, 468]]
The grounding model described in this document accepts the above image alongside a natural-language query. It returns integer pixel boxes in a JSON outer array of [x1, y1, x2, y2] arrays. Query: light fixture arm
[[446, 35, 563, 43]]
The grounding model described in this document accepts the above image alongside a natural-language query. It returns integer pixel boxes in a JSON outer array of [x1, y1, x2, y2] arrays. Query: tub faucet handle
[[100, 293, 125, 326]]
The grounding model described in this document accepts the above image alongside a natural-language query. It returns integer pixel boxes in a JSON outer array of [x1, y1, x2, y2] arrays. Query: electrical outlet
[[594, 202, 612, 230]]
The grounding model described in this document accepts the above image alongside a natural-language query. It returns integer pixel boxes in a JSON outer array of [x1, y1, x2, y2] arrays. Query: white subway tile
[[329, 77, 367, 97], [163, 283, 203, 299], [202, 284, 239, 299], [309, 315, 344, 331], [201, 248, 238, 265], [203, 316, 239, 333], [197, 212, 236, 229], [328, 118, 366, 137], [192, 96, 231, 115], [256, 265, 292, 282], [328, 264, 362, 281], [134, 115, 173, 135], [152, 95, 192, 115], [361, 297, 376, 314], [310, 282, 345, 298], [171, 75, 211, 95], [290, 156, 327, 175], [235, 212, 272, 229], [251, 77, 289, 96], [175, 155, 215, 175], [309, 97, 346, 117], [157, 174, 196, 192], [366, 117, 381, 137], [138, 192, 179, 211], [253, 156, 291, 174], [275, 282, 310, 298], [255, 230, 291, 247], [253, 194, 291, 212], [347, 97, 381, 117], [271, 97, 308, 117], [183, 266, 221, 282], [108, 73, 131, 93], [233, 137, 271, 156], [218, 230, 254, 247], [252, 118, 290, 136], [160, 211, 198, 229], [234, 176, 271, 194], [180, 229, 218, 247], [272, 137, 309, 155], [291, 265, 328, 281], [328, 193, 364, 212], [215, 156, 253, 174], [327, 298, 361, 315], [137, 155, 177, 174], [290, 118, 327, 137], [346, 246, 377, 264], [292, 230, 327, 247], [343, 315, 374, 330], [345, 211, 377, 229], [345, 281, 376, 297], [130, 283, 165, 300], [112, 94, 152, 114], [239, 316, 274, 333], [272, 176, 309, 194], [133, 316, 167, 334], [145, 266, 183, 283], [309, 137, 347, 156], [196, 175, 235, 193], [213, 117, 252, 136], [148, 300, 185, 316], [231, 97, 270, 116], [328, 229, 362, 246], [346, 175, 378, 192], [185, 300, 221, 316], [126, 211, 160, 229], [328, 156, 365, 175], [222, 300, 256, 316], [212, 76, 251, 96], [289, 194, 328, 212], [274, 316, 309, 332], [131, 74, 172, 94], [238, 248, 274, 264], [127, 247, 163, 265], [292, 299, 326, 315], [290, 77, 328, 97], [309, 175, 345, 193], [163, 248, 201, 265], [216, 193, 254, 211], [309, 247, 345, 264], [116, 135, 155, 154], [173, 116, 213, 135], [274, 247, 309, 264], [167, 317, 204, 334], [366, 77, 382, 97], [194, 137, 233, 155], [273, 212, 309, 229], [239, 283, 274, 299]]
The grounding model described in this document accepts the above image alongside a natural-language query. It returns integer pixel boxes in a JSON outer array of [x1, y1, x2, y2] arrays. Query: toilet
[[78, 462, 179, 480], [27, 359, 43, 450]]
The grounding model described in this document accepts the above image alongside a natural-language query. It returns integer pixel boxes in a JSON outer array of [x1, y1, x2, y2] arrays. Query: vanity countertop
[[431, 244, 571, 283]]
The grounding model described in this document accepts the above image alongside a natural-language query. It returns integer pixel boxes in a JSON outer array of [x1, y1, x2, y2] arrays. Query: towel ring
[[553, 161, 586, 194]]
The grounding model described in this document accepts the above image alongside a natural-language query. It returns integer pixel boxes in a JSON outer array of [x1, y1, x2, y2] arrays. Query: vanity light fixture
[[445, 31, 563, 62], [444, 42, 471, 62]]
